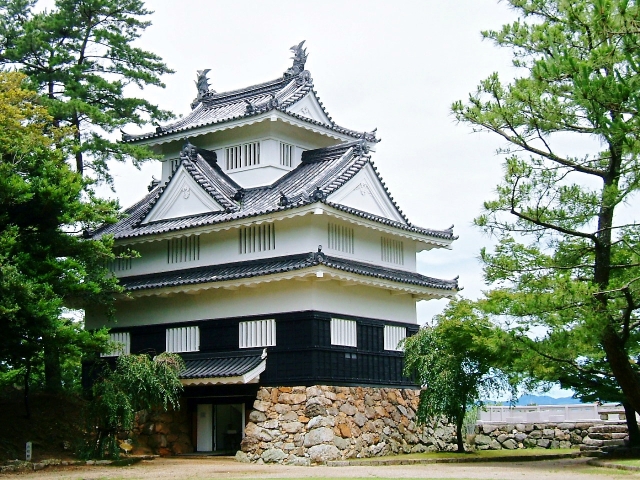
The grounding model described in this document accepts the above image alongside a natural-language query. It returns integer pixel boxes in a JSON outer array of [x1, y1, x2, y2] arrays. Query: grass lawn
[[346, 448, 581, 462], [604, 459, 640, 467]]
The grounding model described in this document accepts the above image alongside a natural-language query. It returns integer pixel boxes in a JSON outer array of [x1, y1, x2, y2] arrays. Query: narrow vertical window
[[280, 142, 294, 167], [239, 224, 275, 254], [167, 235, 200, 264], [328, 222, 354, 254], [381, 237, 404, 265], [225, 142, 260, 170]]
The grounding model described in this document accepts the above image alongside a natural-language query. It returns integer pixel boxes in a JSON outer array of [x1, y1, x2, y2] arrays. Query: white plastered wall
[[85, 278, 417, 330], [114, 214, 417, 278]]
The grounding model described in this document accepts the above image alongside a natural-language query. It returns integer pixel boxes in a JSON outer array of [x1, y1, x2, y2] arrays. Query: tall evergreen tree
[[453, 1, 640, 413], [0, 71, 121, 410], [0, 0, 174, 182]]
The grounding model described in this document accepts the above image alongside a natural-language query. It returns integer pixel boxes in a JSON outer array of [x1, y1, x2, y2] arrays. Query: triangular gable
[[327, 163, 406, 223], [142, 166, 224, 224], [286, 91, 332, 125]]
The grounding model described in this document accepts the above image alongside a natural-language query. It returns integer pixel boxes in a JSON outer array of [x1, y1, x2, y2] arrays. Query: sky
[[100, 0, 521, 323]]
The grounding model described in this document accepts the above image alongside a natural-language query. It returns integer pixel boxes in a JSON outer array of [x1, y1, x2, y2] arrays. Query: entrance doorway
[[196, 403, 244, 453]]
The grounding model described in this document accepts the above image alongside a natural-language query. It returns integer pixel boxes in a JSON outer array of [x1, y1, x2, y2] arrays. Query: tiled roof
[[180, 351, 264, 379], [118, 252, 459, 293], [122, 71, 377, 144], [92, 141, 455, 243]]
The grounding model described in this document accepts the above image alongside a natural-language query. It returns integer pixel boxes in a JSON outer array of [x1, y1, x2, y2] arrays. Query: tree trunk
[[44, 340, 62, 392], [456, 413, 466, 453], [601, 328, 640, 418], [23, 360, 31, 419], [623, 402, 640, 447]]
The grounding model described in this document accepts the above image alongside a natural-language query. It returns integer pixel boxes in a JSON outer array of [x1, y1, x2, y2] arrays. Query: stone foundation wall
[[237, 386, 460, 465], [130, 401, 194, 456], [474, 422, 628, 451]]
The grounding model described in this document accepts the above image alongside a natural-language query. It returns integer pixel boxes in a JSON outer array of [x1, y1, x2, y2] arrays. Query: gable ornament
[[181, 186, 191, 199]]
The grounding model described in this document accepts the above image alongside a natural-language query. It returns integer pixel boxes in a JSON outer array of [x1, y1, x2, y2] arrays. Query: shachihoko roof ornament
[[285, 40, 308, 77], [191, 69, 213, 110]]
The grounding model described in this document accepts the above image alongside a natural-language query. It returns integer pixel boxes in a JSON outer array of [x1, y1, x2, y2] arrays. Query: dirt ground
[[4, 456, 640, 480]]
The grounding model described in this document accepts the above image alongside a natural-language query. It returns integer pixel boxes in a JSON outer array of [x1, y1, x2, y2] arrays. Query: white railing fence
[[477, 403, 633, 423]]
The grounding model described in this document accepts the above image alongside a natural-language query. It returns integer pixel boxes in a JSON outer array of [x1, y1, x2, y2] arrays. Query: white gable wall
[[327, 164, 406, 224], [286, 93, 332, 124], [143, 167, 224, 224]]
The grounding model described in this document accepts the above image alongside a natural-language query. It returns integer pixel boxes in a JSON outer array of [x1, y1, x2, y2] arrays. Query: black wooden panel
[[98, 310, 419, 388]]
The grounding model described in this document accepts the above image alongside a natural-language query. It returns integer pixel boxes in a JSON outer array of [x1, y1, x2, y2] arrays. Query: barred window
[[280, 142, 294, 167], [328, 223, 354, 254], [331, 318, 357, 347], [384, 325, 406, 351], [225, 142, 260, 170], [381, 237, 404, 265], [167, 236, 200, 264], [166, 326, 200, 353], [239, 224, 275, 254], [101, 332, 130, 357], [239, 319, 276, 348]]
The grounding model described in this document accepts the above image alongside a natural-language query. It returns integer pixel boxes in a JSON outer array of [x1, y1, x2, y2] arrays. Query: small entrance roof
[[180, 350, 266, 386]]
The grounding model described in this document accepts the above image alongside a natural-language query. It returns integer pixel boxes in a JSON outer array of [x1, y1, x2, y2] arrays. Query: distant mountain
[[516, 394, 582, 406]]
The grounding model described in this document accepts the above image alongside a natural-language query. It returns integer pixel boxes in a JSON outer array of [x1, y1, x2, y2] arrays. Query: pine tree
[[0, 71, 122, 411], [0, 0, 174, 183], [453, 0, 640, 414]]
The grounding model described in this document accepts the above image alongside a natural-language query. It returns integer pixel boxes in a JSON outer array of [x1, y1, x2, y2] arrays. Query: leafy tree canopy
[[0, 71, 121, 410], [0, 0, 174, 182], [453, 0, 640, 414], [403, 299, 509, 452]]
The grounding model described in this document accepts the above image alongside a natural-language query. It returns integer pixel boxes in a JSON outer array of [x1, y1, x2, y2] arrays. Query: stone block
[[280, 411, 298, 422], [262, 448, 287, 463], [286, 455, 311, 466], [497, 433, 509, 443], [334, 435, 351, 450], [307, 415, 335, 429], [253, 400, 270, 412], [305, 403, 327, 418], [249, 411, 267, 423], [542, 429, 555, 439], [502, 438, 517, 450], [274, 404, 291, 414], [282, 422, 304, 434], [489, 439, 502, 450], [583, 436, 604, 447], [308, 444, 341, 463], [474, 434, 491, 446], [537, 438, 551, 448], [263, 419, 279, 429], [303, 426, 334, 447], [279, 393, 306, 405], [340, 403, 357, 416], [337, 423, 352, 438]]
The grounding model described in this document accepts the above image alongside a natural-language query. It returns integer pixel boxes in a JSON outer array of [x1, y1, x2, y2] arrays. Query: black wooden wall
[[110, 310, 419, 388]]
